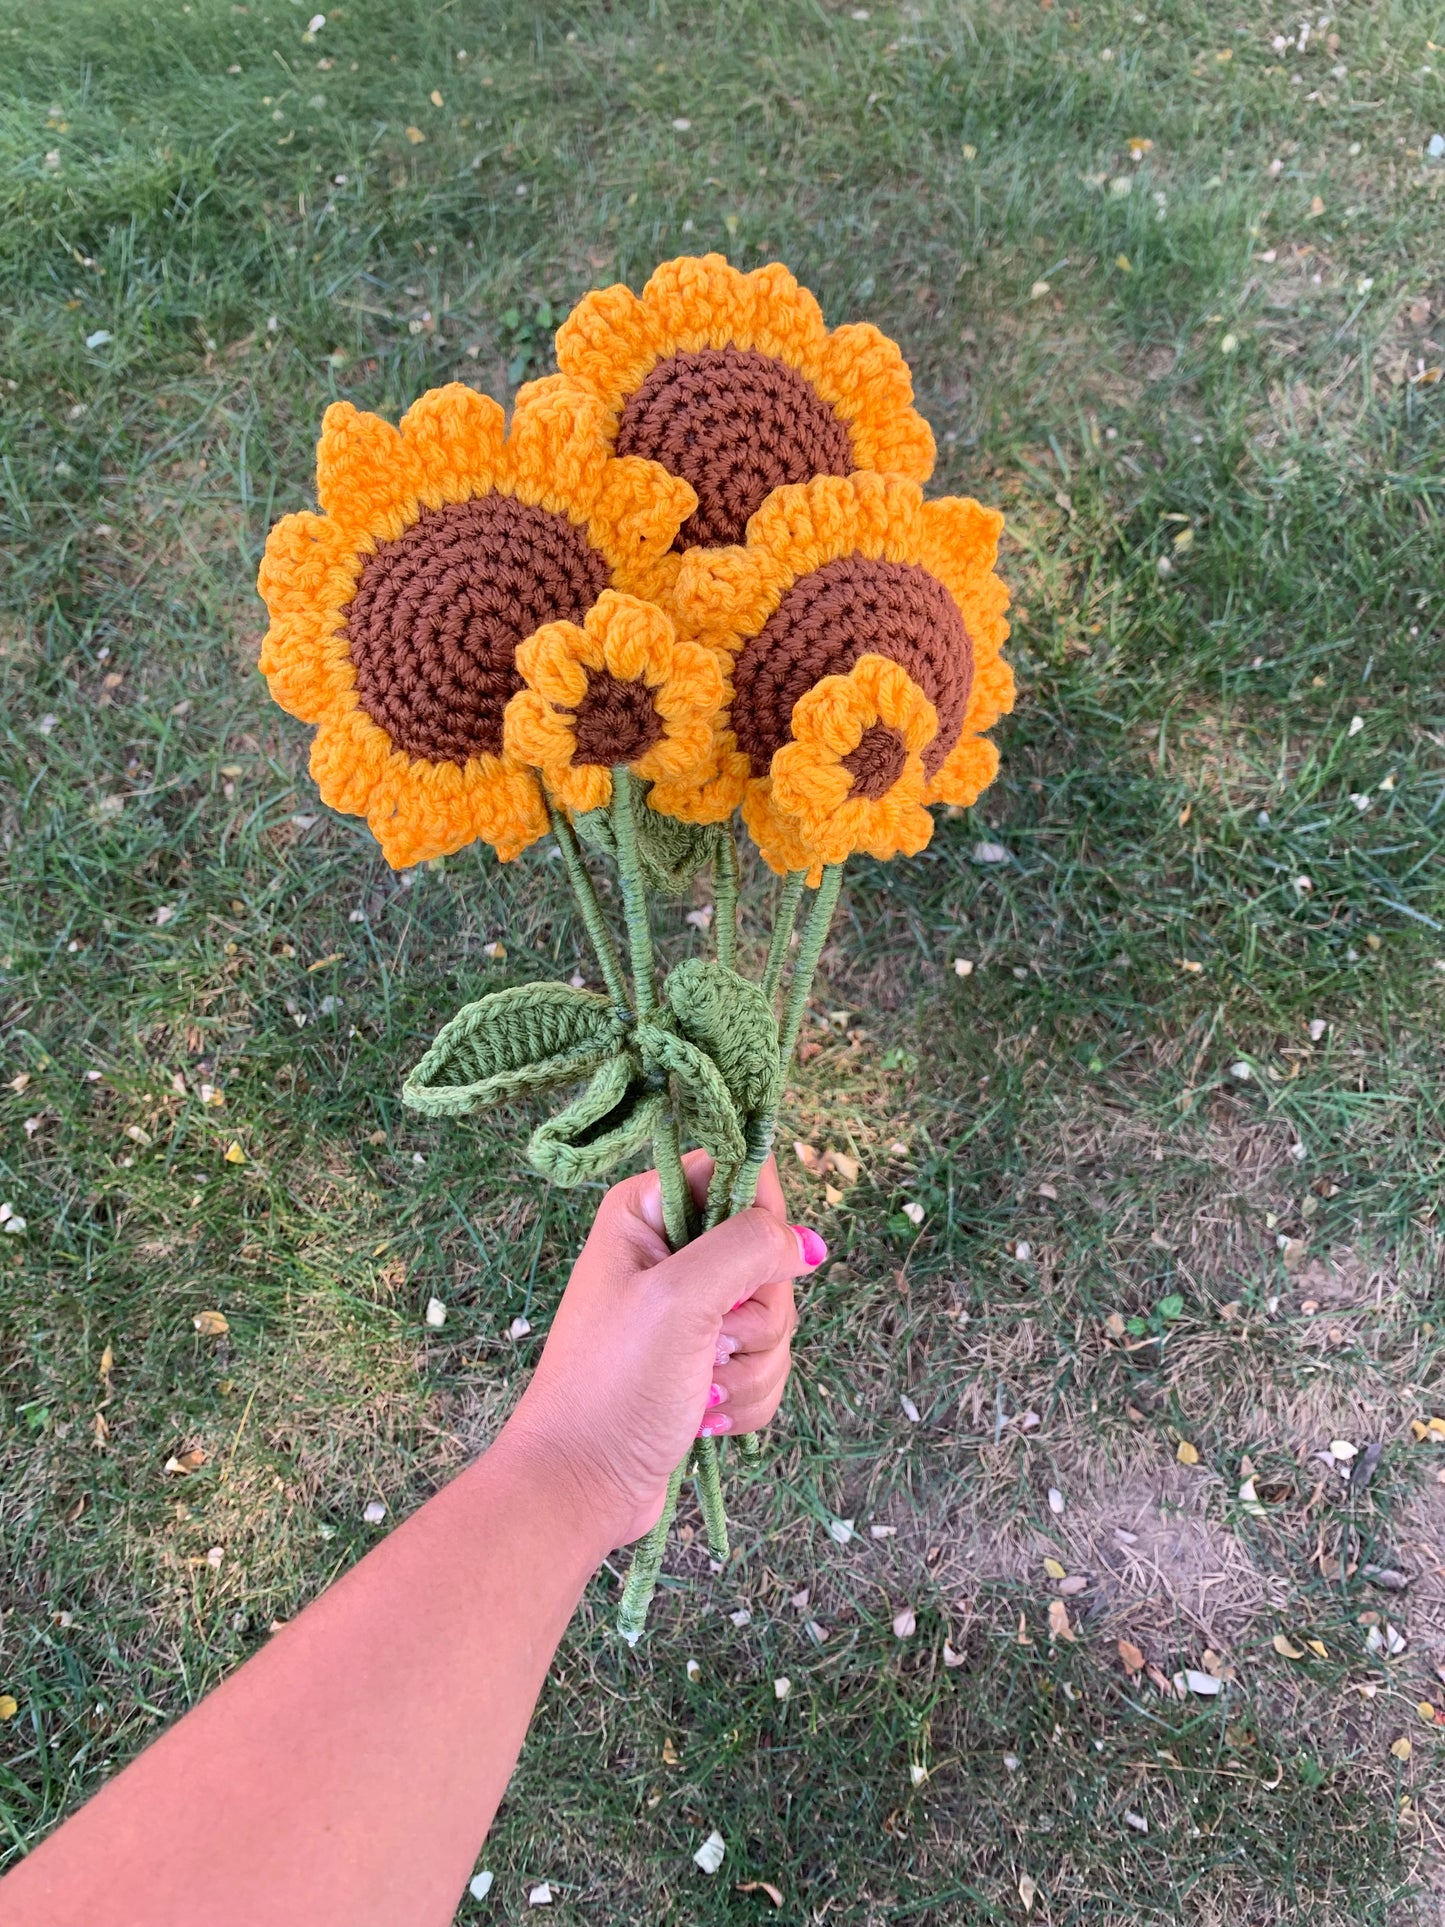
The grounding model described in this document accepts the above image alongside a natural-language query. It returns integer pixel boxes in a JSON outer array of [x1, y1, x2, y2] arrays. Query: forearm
[[3, 1426, 602, 1927]]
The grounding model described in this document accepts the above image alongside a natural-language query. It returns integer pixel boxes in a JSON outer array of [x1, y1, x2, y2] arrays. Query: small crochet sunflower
[[665, 470, 1013, 879], [503, 589, 724, 817], [257, 379, 695, 867], [554, 254, 935, 554]]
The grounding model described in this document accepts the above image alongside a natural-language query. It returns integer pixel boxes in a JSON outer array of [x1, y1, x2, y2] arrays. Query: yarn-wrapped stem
[[548, 802, 629, 1012], [617, 1462, 687, 1645], [729, 863, 844, 1217], [760, 871, 806, 1007], [610, 768, 727, 1585], [713, 825, 740, 973]]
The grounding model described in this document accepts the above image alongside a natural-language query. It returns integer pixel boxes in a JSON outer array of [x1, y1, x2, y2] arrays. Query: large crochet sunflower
[[257, 379, 695, 867], [665, 471, 1013, 877], [554, 254, 935, 554]]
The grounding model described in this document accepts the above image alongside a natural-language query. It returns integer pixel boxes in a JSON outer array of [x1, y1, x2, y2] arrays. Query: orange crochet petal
[[815, 321, 935, 481], [924, 733, 1001, 810], [741, 778, 825, 884], [315, 401, 422, 545], [399, 383, 507, 507], [516, 624, 594, 706], [257, 512, 360, 725], [505, 375, 612, 517]]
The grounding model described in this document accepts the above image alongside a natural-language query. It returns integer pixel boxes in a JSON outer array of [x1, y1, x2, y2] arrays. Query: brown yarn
[[614, 347, 854, 549], [731, 556, 973, 779], [570, 669, 664, 767], [345, 496, 610, 764], [842, 722, 909, 800]]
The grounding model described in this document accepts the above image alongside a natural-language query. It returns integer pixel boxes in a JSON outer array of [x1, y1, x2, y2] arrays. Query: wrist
[[476, 1403, 625, 1570]]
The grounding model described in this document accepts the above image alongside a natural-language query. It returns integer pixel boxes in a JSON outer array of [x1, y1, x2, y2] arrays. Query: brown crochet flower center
[[731, 556, 973, 780], [345, 495, 610, 765], [614, 347, 854, 550], [843, 722, 909, 801], [570, 669, 664, 767]]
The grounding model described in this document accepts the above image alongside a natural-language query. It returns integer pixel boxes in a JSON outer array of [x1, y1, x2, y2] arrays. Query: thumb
[[645, 1207, 818, 1327]]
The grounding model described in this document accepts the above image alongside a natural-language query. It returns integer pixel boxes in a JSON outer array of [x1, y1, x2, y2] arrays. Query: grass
[[2, 0, 1444, 1917]]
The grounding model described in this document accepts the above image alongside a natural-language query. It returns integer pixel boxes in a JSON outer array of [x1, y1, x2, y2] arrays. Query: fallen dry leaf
[[224, 1141, 247, 1165], [831, 1152, 861, 1184], [0, 1694, 17, 1720], [1047, 1598, 1074, 1642], [192, 1310, 229, 1337], [737, 1881, 784, 1907], [1177, 1440, 1200, 1466], [661, 1736, 680, 1766], [1043, 1557, 1066, 1580], [1273, 1634, 1306, 1659], [793, 1140, 819, 1170], [1018, 1872, 1038, 1912], [824, 1184, 844, 1206], [163, 1447, 206, 1476], [1118, 1639, 1145, 1675], [1058, 1575, 1088, 1597], [1391, 1736, 1412, 1762]]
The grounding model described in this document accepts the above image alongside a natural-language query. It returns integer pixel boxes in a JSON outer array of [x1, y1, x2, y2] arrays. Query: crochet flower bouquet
[[258, 256, 1013, 1638]]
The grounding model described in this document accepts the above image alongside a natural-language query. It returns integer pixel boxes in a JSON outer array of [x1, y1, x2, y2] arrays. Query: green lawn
[[3, 0, 1445, 1919]]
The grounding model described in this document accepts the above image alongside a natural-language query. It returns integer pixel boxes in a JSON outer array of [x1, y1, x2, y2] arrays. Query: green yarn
[[574, 795, 719, 897], [664, 959, 778, 1119], [527, 1052, 664, 1185], [402, 984, 625, 1117], [617, 1463, 686, 1645]]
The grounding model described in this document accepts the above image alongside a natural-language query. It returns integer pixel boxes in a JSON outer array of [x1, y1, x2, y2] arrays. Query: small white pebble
[[671, 116, 692, 130], [1048, 1487, 1065, 1514], [527, 1882, 552, 1906], [1125, 1810, 1149, 1834], [468, 1872, 494, 1901], [1004, 1753, 1020, 1772], [729, 1607, 752, 1628], [909, 1763, 928, 1786], [773, 1676, 791, 1699], [1347, 714, 1364, 736], [952, 957, 974, 977], [869, 1523, 896, 1538], [1014, 1240, 1032, 1262], [424, 1297, 447, 1328], [1230, 1061, 1252, 1080], [1308, 1018, 1327, 1041], [892, 1607, 917, 1638], [828, 1516, 855, 1544], [685, 1658, 701, 1681], [901, 1201, 925, 1226], [206, 1546, 224, 1568], [362, 1499, 387, 1524], [900, 1394, 920, 1422], [508, 1315, 531, 1339]]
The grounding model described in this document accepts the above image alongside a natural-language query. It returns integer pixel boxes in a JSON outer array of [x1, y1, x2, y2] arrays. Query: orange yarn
[[257, 379, 696, 867], [665, 471, 1013, 871], [503, 590, 724, 816], [555, 255, 935, 555]]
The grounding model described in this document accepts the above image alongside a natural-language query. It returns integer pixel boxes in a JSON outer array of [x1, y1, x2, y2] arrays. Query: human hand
[[501, 1152, 825, 1557]]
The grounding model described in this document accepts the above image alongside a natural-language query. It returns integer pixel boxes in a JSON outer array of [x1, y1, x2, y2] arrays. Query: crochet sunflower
[[665, 470, 1014, 879], [554, 254, 935, 553], [503, 589, 725, 816], [256, 379, 695, 867]]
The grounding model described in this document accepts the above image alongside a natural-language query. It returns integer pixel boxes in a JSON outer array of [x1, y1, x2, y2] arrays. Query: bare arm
[[1, 1155, 817, 1927]]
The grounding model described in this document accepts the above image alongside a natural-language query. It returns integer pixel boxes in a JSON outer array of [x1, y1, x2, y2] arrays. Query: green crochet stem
[[548, 803, 629, 1012], [611, 768, 695, 1249], [730, 863, 845, 1217], [713, 826, 740, 973], [760, 871, 806, 1007], [617, 1461, 686, 1644]]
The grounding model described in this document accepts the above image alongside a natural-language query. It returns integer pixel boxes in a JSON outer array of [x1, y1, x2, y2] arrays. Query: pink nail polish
[[714, 1335, 739, 1366], [707, 1382, 724, 1408], [728, 1296, 748, 1312], [792, 1223, 828, 1269], [698, 1414, 733, 1438]]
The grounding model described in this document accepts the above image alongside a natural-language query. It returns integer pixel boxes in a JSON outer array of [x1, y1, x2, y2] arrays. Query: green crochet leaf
[[637, 1021, 746, 1219], [574, 798, 719, 896], [662, 959, 779, 1119], [528, 1051, 665, 1184], [402, 983, 625, 1118]]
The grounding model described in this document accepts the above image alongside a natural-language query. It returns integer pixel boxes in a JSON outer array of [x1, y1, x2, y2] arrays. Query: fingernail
[[714, 1335, 739, 1366], [698, 1414, 733, 1438], [707, 1382, 724, 1408], [792, 1223, 828, 1269]]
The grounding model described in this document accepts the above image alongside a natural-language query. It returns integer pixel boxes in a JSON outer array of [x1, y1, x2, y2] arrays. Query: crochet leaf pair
[[403, 960, 777, 1213]]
